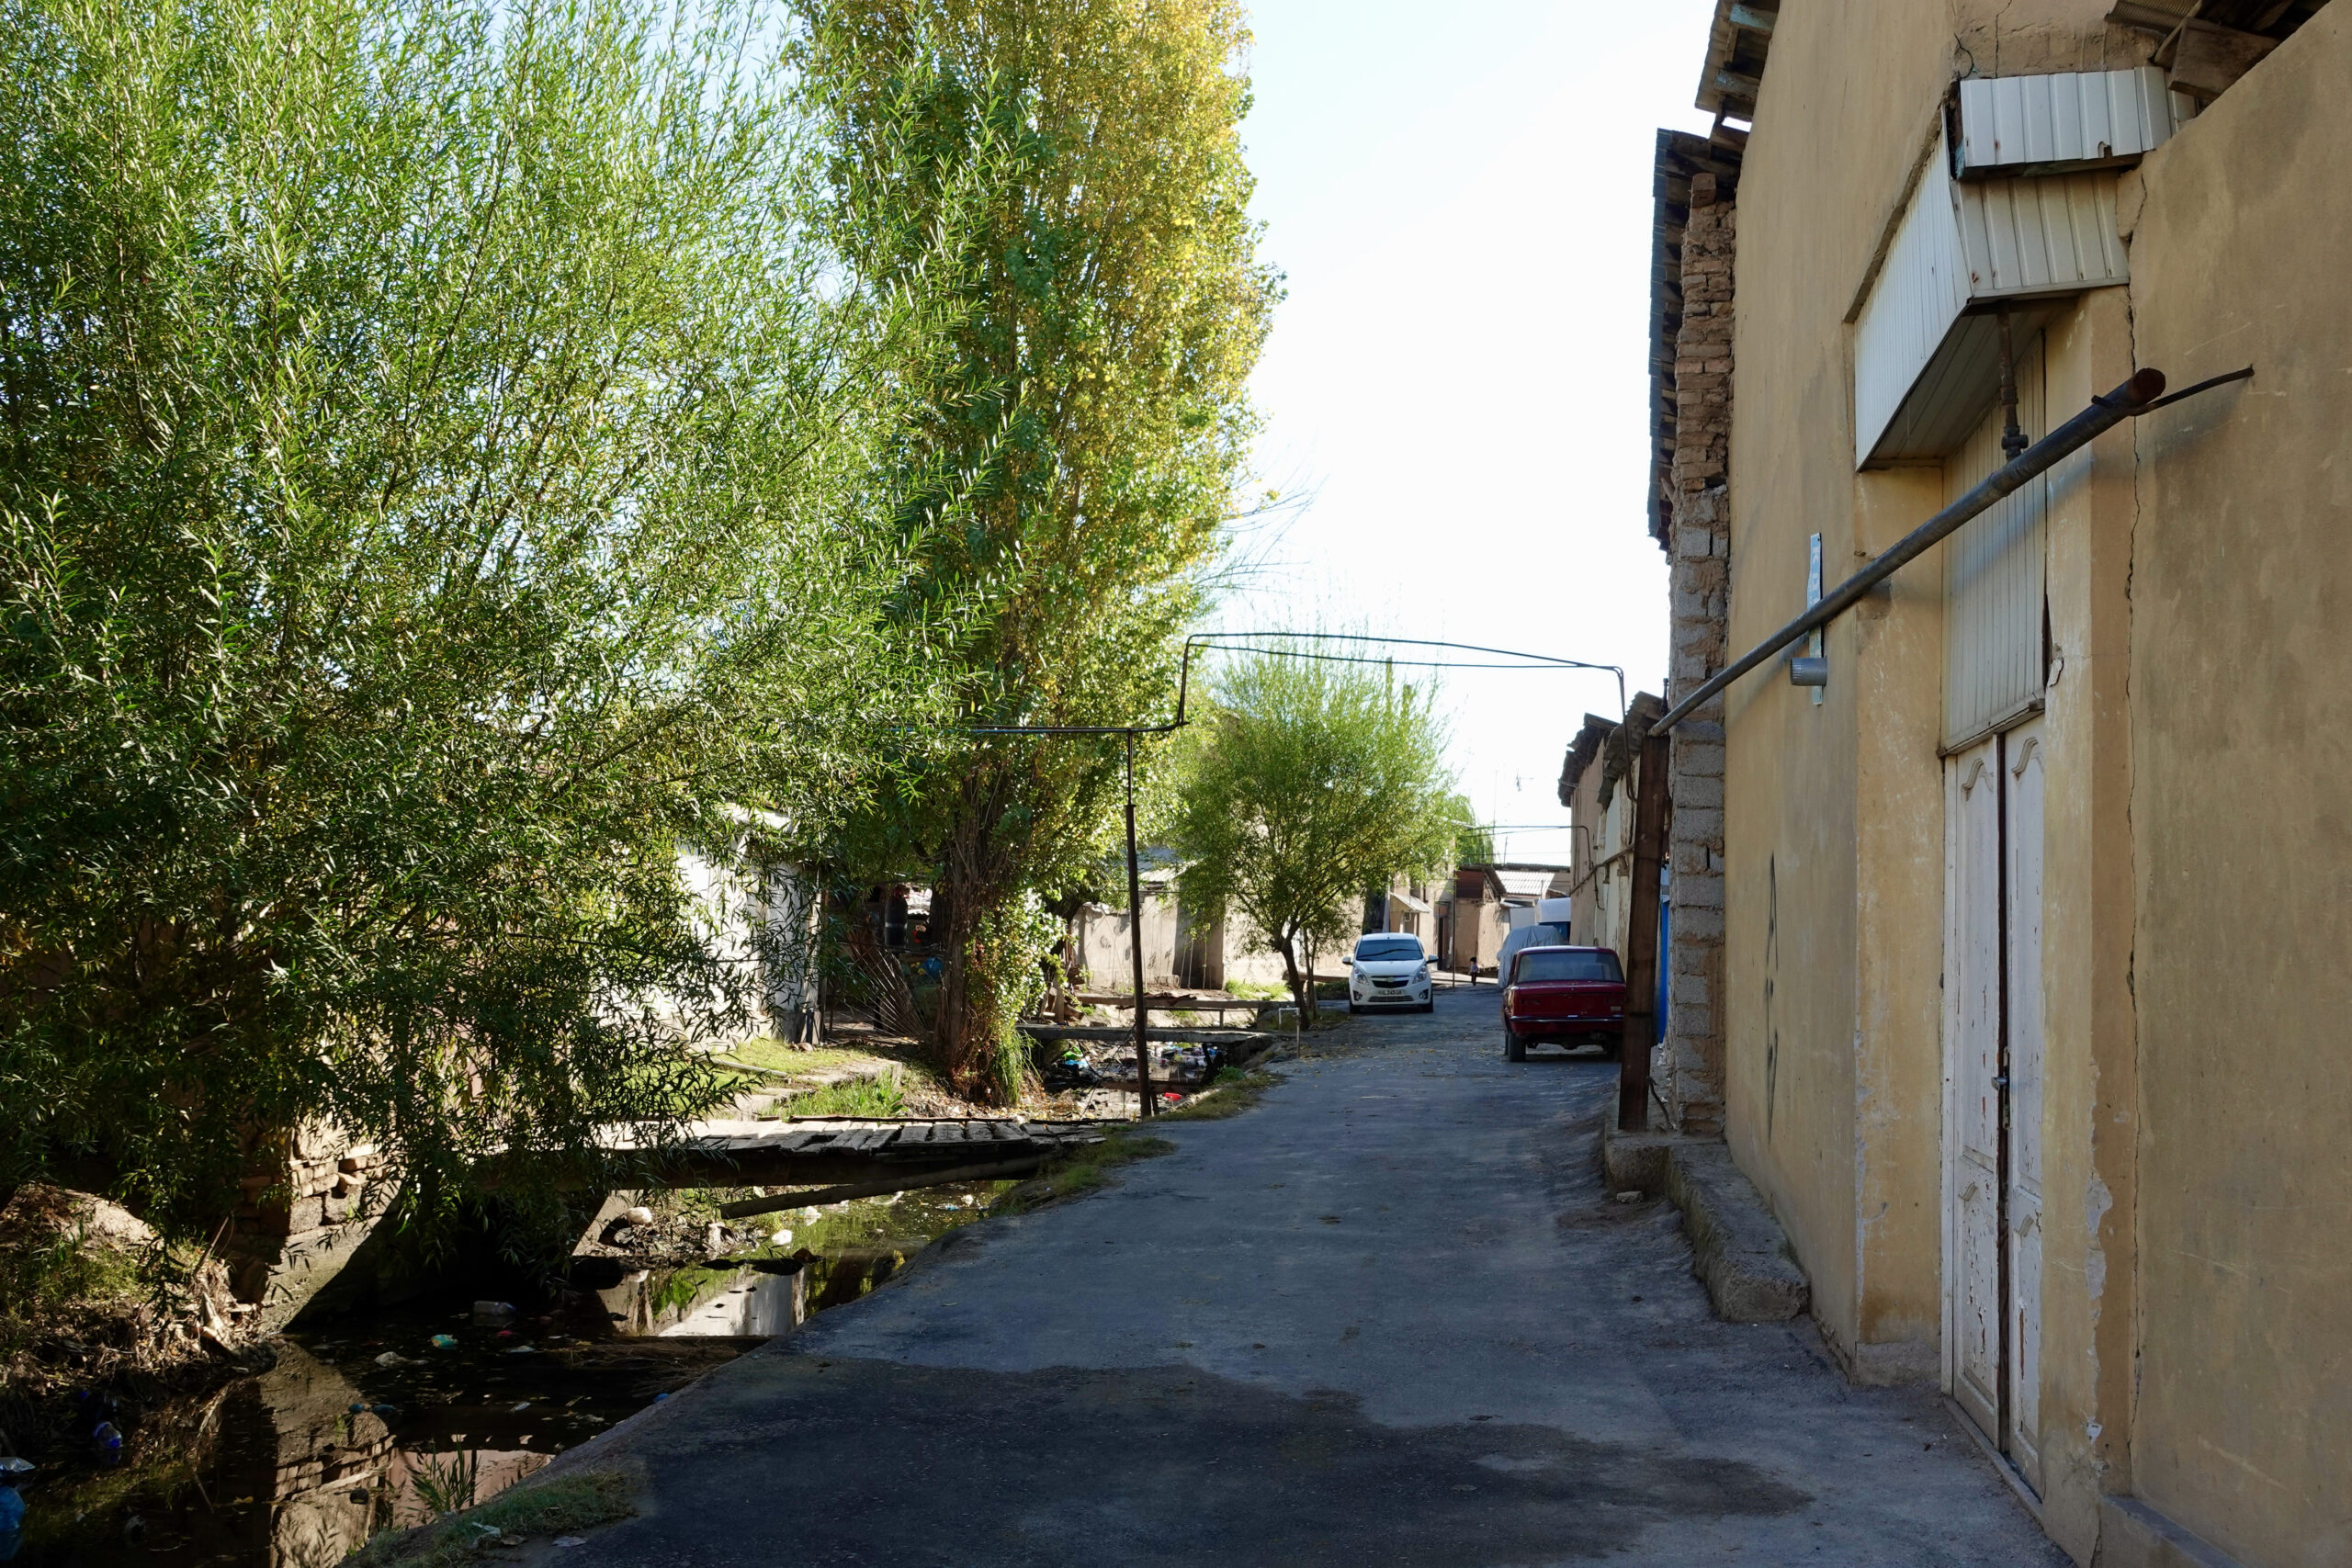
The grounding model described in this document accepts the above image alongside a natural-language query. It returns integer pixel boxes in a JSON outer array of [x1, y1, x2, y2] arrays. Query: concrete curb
[[1603, 1128, 1809, 1323]]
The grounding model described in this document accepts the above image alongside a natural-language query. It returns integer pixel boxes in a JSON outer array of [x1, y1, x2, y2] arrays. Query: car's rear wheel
[[1502, 1025, 1526, 1062]]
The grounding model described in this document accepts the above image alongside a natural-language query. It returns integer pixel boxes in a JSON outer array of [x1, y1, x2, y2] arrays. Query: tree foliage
[[0, 0, 951, 1235], [797, 0, 1278, 1100], [1167, 649, 1461, 1021]]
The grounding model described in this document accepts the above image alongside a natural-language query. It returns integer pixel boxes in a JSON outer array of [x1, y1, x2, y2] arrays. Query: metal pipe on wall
[[1646, 366, 2242, 739]]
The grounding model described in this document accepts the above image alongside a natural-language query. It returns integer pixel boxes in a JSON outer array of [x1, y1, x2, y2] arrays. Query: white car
[[1348, 933, 1435, 1014]]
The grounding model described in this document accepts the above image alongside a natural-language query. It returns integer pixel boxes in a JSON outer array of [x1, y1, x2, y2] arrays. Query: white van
[[1494, 896, 1573, 984]]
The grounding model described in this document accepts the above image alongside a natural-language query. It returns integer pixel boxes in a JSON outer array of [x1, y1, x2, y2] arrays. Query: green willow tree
[[0, 0, 959, 1235], [797, 0, 1278, 1101], [1167, 649, 1462, 1023]]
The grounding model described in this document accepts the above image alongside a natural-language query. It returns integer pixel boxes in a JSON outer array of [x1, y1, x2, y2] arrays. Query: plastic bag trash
[[373, 1352, 408, 1368], [771, 1228, 793, 1246], [429, 1334, 458, 1350], [471, 1300, 517, 1325], [512, 1402, 531, 1413], [369, 1404, 401, 1420], [622, 1205, 655, 1226], [505, 1345, 537, 1355], [0, 1480, 24, 1565], [552, 1538, 586, 1549]]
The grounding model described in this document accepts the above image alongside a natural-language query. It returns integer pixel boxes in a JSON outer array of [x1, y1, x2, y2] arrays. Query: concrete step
[[1603, 1128, 1809, 1323]]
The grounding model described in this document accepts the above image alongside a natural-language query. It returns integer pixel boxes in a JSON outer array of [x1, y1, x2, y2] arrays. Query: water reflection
[[14, 1180, 1005, 1565]]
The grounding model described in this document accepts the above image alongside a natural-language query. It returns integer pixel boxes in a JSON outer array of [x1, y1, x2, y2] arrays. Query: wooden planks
[[549, 1113, 1111, 1192]]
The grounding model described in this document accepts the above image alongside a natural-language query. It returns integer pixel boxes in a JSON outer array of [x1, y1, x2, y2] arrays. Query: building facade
[[1651, 3, 2350, 1563]]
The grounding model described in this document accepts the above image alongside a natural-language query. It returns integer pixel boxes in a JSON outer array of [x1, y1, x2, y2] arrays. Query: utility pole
[[1125, 730, 1155, 1116]]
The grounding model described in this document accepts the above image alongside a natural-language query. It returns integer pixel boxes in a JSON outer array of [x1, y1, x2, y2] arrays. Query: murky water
[[6, 1181, 1006, 1565]]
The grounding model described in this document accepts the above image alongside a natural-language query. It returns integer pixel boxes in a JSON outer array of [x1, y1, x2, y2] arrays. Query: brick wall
[[1664, 175, 1734, 1134]]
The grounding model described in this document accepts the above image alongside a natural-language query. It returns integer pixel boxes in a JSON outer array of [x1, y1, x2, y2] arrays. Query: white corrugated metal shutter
[[1943, 333, 2047, 749], [1956, 173, 2129, 299], [1855, 133, 1971, 468], [1855, 83, 2139, 470], [1954, 67, 2175, 175]]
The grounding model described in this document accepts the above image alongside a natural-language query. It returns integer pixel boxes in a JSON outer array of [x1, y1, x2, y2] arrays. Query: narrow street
[[550, 985, 2063, 1566]]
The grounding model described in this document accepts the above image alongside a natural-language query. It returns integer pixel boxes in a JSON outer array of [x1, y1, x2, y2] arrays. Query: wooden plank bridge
[[605, 1116, 1109, 1192]]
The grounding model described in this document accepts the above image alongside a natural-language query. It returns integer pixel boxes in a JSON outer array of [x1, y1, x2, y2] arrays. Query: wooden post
[[1125, 731, 1155, 1116], [1617, 730, 1671, 1132]]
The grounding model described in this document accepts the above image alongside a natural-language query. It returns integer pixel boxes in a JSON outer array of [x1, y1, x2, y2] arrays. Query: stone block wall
[[1664, 175, 1735, 1134], [229, 1120, 390, 1327]]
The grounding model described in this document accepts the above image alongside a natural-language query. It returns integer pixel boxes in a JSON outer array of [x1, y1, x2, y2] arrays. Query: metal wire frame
[[904, 634, 1632, 1114]]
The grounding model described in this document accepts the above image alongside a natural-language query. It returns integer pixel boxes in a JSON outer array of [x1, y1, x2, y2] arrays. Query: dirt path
[[538, 985, 2063, 1565]]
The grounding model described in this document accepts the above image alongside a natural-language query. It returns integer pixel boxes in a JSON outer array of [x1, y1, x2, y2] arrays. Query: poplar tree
[[799, 0, 1278, 1100]]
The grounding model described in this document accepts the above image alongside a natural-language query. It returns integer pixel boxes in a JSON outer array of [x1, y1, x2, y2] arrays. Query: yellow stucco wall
[[2024, 288, 2142, 1560], [1719, 0, 2139, 1382], [1720, 0, 1959, 1376], [1710, 1, 2346, 1561], [2121, 10, 2352, 1562]]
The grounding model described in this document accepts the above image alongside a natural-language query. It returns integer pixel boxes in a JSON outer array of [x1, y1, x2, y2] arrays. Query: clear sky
[[1214, 0, 1720, 865]]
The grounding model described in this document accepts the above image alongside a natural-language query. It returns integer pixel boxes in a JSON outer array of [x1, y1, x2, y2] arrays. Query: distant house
[[1556, 694, 1663, 959], [1070, 860, 1297, 993], [1442, 863, 1572, 976]]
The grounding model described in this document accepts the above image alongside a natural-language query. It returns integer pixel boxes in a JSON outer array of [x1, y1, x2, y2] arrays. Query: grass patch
[[352, 1469, 637, 1566], [1156, 1068, 1280, 1122], [990, 1133, 1176, 1214], [719, 1039, 884, 1077], [0, 1214, 142, 1362], [1222, 980, 1289, 1000], [772, 1071, 908, 1120]]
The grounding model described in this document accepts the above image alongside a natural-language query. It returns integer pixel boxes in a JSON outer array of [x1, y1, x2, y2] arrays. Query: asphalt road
[[548, 984, 2064, 1566]]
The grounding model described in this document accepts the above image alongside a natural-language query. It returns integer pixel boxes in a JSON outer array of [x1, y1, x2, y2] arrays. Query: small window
[[1513, 949, 1623, 984]]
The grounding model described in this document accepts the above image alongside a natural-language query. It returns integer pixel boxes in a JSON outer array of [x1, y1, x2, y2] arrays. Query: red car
[[1500, 945, 1625, 1061]]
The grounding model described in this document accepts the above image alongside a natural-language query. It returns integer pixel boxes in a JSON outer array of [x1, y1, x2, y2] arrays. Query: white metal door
[[2004, 718, 2047, 1490], [1947, 739, 2006, 1440]]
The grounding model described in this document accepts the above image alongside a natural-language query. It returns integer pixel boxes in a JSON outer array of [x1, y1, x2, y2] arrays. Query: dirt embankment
[[0, 1184, 273, 1470]]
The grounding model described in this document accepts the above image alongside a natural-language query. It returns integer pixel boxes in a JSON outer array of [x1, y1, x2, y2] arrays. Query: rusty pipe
[[1650, 367, 2171, 739]]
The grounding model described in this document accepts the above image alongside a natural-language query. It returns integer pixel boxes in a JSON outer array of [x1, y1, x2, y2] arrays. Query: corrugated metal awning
[[1855, 112, 2135, 468]]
